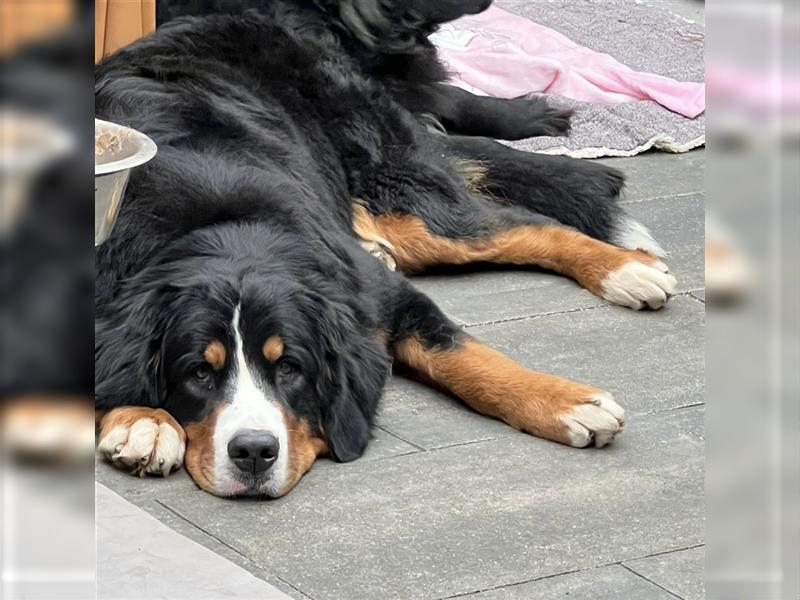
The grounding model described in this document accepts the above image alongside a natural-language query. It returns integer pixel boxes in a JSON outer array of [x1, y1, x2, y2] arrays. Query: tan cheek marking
[[183, 405, 223, 495], [276, 408, 327, 497], [262, 335, 284, 363], [203, 340, 226, 371]]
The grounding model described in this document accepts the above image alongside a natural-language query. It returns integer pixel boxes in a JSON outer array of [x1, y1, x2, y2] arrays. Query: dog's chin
[[185, 466, 288, 499], [213, 472, 289, 499]]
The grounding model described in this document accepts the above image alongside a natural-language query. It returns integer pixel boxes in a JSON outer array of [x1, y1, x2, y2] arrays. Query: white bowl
[[94, 118, 157, 245]]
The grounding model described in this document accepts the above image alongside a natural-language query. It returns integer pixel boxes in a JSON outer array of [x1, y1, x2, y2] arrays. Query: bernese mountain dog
[[95, 0, 676, 498]]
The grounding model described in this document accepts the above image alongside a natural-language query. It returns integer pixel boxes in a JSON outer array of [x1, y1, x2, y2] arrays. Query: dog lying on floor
[[94, 0, 676, 497]]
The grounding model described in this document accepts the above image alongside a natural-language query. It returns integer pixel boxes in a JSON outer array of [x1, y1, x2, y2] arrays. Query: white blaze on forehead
[[212, 305, 289, 496]]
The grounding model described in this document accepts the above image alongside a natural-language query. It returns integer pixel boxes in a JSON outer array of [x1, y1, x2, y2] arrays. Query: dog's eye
[[193, 365, 211, 382], [277, 360, 298, 378]]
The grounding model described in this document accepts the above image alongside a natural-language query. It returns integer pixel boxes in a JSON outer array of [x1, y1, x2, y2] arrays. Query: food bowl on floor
[[95, 118, 157, 245]]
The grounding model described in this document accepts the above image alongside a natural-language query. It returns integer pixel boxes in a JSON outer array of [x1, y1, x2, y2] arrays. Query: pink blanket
[[432, 6, 705, 119]]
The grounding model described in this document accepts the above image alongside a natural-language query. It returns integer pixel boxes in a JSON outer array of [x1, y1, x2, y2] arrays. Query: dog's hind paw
[[601, 259, 677, 310], [97, 407, 186, 477], [520, 95, 574, 137], [360, 239, 397, 271], [495, 96, 573, 140]]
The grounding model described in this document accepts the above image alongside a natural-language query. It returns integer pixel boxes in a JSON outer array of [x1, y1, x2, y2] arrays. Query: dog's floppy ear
[[323, 335, 389, 461], [95, 282, 175, 411], [302, 292, 390, 462]]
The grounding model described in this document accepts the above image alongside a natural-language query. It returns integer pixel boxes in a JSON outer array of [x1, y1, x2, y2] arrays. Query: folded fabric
[[432, 5, 705, 119]]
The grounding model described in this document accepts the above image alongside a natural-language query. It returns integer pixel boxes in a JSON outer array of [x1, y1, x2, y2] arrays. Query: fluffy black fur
[[95, 0, 628, 463]]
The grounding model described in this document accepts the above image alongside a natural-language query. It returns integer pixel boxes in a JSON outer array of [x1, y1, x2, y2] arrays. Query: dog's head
[[157, 0, 493, 53], [96, 224, 391, 497], [329, 0, 493, 52]]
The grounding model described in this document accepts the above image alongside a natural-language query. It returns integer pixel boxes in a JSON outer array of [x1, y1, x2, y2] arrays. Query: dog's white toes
[[561, 393, 625, 448], [97, 413, 185, 477], [601, 261, 677, 310], [97, 425, 129, 457], [113, 419, 158, 468], [653, 260, 670, 273], [146, 422, 185, 476], [359, 239, 397, 271]]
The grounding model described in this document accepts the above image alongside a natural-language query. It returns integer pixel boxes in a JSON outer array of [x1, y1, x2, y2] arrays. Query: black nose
[[227, 429, 280, 475]]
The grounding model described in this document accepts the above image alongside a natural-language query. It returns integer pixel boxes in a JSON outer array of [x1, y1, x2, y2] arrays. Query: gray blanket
[[495, 0, 705, 157]]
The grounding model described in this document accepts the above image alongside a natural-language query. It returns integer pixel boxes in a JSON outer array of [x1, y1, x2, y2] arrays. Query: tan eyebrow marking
[[203, 340, 226, 371], [263, 335, 284, 362]]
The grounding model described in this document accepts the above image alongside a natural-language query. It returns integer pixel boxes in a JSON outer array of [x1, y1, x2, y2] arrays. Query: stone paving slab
[[97, 457, 194, 502], [453, 564, 681, 599], [410, 269, 601, 328], [151, 406, 703, 600], [377, 376, 512, 450], [624, 545, 706, 600], [95, 466, 316, 598], [625, 193, 705, 292], [360, 425, 423, 459], [599, 150, 706, 203], [97, 483, 292, 600]]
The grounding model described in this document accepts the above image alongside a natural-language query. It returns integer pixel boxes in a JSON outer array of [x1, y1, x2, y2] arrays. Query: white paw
[[359, 239, 397, 271], [614, 218, 666, 257], [560, 393, 625, 448], [601, 260, 677, 310], [97, 415, 185, 477]]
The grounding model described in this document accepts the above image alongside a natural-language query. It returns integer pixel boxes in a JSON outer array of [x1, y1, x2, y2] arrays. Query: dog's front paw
[[601, 258, 677, 310], [559, 392, 625, 448], [97, 407, 185, 477]]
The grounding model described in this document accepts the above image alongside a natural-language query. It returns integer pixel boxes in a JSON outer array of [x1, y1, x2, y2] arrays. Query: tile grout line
[[433, 543, 705, 600], [460, 289, 702, 329], [687, 293, 706, 305], [636, 402, 706, 418], [619, 190, 703, 206], [367, 436, 500, 464], [461, 302, 610, 328], [153, 499, 317, 600], [153, 499, 261, 567], [622, 542, 705, 564], [620, 563, 687, 600], [373, 424, 428, 452], [426, 437, 499, 452], [434, 567, 589, 600]]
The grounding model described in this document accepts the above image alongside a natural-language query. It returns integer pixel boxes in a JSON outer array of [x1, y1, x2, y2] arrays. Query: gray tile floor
[[97, 146, 706, 600], [97, 484, 292, 600]]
